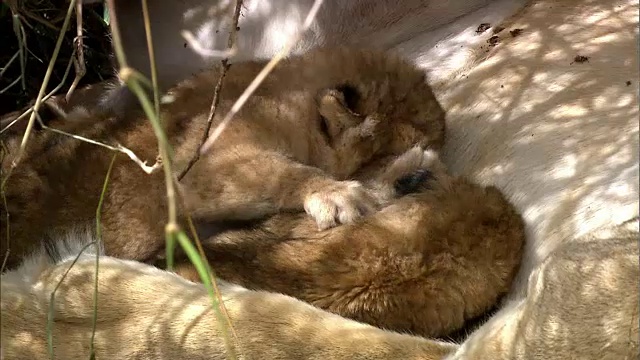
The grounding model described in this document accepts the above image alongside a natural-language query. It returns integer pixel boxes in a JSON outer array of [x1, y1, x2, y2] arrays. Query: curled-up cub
[[164, 147, 526, 338], [0, 47, 445, 270]]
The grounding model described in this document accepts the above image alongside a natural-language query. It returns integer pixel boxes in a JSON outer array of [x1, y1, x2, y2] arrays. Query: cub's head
[[308, 47, 446, 165]]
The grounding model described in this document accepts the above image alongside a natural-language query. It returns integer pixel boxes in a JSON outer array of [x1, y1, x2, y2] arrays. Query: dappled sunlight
[[1, 252, 459, 358], [2, 0, 638, 358], [452, 232, 639, 359], [399, 0, 530, 84], [436, 0, 639, 299]]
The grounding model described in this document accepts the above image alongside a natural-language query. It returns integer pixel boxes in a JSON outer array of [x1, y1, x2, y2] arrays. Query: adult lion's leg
[[447, 225, 639, 360], [1, 240, 458, 360]]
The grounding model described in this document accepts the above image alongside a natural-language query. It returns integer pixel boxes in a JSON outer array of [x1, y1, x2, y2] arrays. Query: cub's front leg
[[181, 146, 378, 230]]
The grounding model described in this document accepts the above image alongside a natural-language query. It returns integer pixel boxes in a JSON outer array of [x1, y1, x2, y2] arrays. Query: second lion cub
[[1, 47, 446, 270], [166, 146, 526, 338]]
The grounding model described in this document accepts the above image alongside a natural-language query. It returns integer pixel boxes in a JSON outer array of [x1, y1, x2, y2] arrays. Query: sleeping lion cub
[[164, 146, 526, 338], [0, 47, 446, 270]]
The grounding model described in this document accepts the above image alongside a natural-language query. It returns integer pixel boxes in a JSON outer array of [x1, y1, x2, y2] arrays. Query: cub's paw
[[304, 180, 378, 230]]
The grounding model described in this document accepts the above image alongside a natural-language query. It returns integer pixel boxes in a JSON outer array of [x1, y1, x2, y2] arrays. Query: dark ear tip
[[394, 169, 433, 196]]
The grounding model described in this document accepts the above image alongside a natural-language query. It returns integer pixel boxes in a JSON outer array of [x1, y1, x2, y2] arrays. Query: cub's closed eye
[[335, 83, 360, 112]]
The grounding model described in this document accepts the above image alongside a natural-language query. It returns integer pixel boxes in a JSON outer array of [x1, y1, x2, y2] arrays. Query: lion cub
[[165, 146, 526, 338], [0, 47, 445, 270]]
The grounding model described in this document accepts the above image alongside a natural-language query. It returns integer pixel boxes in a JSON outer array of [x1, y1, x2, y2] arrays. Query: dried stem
[[0, 50, 20, 79], [140, 0, 160, 117], [64, 0, 86, 102], [177, 0, 243, 181], [199, 0, 325, 155], [2, 0, 78, 187], [34, 112, 161, 174], [105, 0, 175, 222], [105, 0, 238, 358]]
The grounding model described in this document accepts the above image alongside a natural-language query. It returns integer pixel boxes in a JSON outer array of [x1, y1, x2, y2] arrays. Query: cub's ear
[[394, 169, 433, 196], [316, 87, 363, 140], [334, 83, 361, 113]]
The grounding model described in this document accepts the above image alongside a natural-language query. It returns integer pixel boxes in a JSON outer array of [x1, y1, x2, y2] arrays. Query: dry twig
[[199, 0, 325, 155], [65, 0, 87, 102], [3, 0, 78, 180], [178, 0, 243, 181]]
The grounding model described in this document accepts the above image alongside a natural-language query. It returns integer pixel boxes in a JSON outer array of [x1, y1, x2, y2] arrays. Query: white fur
[[1, 230, 458, 359], [434, 0, 639, 357], [438, 0, 638, 296], [103, 0, 520, 89]]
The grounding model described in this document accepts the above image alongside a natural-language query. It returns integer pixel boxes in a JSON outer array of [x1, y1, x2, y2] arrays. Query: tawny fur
[[0, 46, 445, 271], [2, 0, 637, 358], [0, 234, 458, 360], [165, 147, 525, 338]]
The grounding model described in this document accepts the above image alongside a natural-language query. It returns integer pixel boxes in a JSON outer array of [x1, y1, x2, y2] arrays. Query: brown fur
[[0, 47, 446, 271], [164, 147, 526, 338]]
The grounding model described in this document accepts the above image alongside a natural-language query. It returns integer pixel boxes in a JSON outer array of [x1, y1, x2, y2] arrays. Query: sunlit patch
[[593, 92, 619, 109], [478, 52, 506, 70], [550, 154, 577, 179], [195, 22, 218, 50], [532, 72, 548, 83], [542, 49, 569, 61], [246, 0, 272, 14], [556, 24, 580, 33], [549, 103, 588, 118], [161, 94, 176, 104], [264, 14, 305, 50], [590, 33, 620, 44], [510, 30, 542, 53], [607, 182, 635, 197], [616, 94, 634, 107], [183, 7, 202, 21], [584, 11, 612, 25], [574, 165, 640, 239], [486, 163, 509, 176]]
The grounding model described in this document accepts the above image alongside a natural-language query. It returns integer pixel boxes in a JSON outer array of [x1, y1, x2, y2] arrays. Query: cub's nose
[[394, 169, 433, 196]]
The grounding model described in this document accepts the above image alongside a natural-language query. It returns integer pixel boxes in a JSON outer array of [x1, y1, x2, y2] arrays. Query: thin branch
[[173, 176, 241, 347], [65, 0, 87, 102], [0, 62, 74, 135], [104, 0, 127, 67], [34, 112, 161, 174], [2, 0, 78, 187], [0, 75, 22, 94], [199, 0, 325, 155], [178, 0, 243, 181], [90, 154, 118, 358], [0, 50, 20, 79], [140, 0, 160, 117], [19, 8, 59, 31], [0, 48, 159, 175], [105, 0, 175, 212], [46, 240, 98, 359], [10, 11, 27, 91]]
